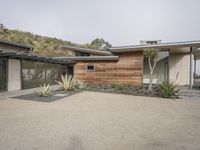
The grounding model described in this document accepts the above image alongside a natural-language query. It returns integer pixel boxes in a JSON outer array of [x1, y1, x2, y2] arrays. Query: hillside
[[0, 25, 111, 57]]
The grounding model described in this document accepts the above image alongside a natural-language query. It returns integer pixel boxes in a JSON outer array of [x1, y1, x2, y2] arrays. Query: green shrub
[[111, 84, 115, 88], [55, 75, 86, 92], [39, 84, 53, 97], [116, 85, 123, 91], [111, 84, 123, 91], [160, 81, 180, 98], [77, 79, 87, 89]]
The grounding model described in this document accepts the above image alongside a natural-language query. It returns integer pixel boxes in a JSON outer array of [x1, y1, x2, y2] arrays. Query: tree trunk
[[148, 71, 153, 91]]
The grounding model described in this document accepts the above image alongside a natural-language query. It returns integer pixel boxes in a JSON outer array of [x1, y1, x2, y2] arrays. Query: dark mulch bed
[[12, 90, 81, 103], [85, 84, 161, 98]]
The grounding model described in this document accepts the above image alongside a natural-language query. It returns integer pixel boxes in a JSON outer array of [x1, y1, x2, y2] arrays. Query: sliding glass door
[[0, 57, 7, 92]]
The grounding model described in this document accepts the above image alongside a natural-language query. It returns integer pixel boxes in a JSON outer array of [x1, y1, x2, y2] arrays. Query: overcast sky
[[1, 0, 200, 45], [0, 0, 200, 73]]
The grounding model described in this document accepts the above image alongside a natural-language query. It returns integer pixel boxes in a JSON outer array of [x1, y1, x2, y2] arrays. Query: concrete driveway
[[0, 91, 200, 150]]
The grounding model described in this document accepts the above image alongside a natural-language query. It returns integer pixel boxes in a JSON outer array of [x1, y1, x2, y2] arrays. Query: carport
[[0, 49, 74, 92]]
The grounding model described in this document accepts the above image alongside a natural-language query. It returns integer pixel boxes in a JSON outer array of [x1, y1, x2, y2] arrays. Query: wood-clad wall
[[74, 52, 143, 86]]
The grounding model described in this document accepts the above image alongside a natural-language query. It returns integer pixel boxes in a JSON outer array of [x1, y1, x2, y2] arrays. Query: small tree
[[144, 47, 159, 91], [90, 38, 112, 50]]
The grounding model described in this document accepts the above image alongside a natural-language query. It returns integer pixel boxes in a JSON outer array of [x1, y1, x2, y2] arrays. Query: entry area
[[0, 57, 7, 92], [143, 51, 169, 84], [143, 47, 194, 87]]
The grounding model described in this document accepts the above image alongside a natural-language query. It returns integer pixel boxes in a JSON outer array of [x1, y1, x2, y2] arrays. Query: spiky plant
[[160, 81, 180, 98], [55, 75, 86, 92], [39, 84, 53, 97], [77, 79, 87, 89]]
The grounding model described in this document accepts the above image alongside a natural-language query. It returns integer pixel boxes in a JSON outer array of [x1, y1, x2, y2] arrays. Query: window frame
[[86, 64, 95, 72]]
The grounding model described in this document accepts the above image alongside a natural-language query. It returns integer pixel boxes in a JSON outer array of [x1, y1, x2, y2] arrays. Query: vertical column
[[8, 59, 21, 91], [189, 47, 193, 88], [165, 50, 170, 81]]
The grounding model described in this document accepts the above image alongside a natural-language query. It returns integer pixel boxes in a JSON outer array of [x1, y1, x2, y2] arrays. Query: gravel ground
[[0, 91, 200, 150]]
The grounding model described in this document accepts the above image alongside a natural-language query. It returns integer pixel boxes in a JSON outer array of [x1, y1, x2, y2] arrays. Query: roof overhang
[[110, 40, 200, 53], [55, 56, 119, 61], [0, 39, 32, 51], [0, 49, 74, 65], [63, 45, 113, 56]]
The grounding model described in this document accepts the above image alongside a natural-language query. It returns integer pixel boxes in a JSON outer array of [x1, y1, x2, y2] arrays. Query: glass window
[[87, 64, 95, 71], [21, 60, 69, 89], [143, 52, 169, 84], [0, 57, 7, 92]]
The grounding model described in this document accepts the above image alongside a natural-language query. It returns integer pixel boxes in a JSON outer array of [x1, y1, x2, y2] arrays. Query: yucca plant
[[55, 75, 86, 92], [39, 84, 53, 97], [160, 81, 180, 98]]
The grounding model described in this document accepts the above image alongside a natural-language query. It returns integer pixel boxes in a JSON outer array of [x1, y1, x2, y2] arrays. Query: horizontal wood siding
[[74, 52, 143, 86]]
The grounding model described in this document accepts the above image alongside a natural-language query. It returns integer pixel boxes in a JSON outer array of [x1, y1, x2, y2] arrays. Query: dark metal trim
[[189, 47, 193, 88], [0, 39, 32, 49], [0, 49, 75, 65], [55, 56, 119, 61], [63, 45, 113, 56]]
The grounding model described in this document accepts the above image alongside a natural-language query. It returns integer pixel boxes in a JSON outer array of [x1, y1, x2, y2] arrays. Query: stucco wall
[[169, 53, 193, 85], [8, 59, 21, 91]]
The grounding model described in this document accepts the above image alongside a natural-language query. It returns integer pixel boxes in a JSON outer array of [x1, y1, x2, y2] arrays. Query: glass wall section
[[0, 57, 7, 92], [22, 60, 68, 89], [143, 52, 169, 84]]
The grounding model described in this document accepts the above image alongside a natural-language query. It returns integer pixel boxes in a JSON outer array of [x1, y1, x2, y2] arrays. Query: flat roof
[[0, 39, 32, 50], [63, 45, 113, 56], [0, 49, 74, 65], [55, 56, 119, 61], [110, 40, 200, 52]]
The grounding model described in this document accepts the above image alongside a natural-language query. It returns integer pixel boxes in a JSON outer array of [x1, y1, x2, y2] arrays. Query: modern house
[[63, 40, 200, 87], [0, 39, 200, 92]]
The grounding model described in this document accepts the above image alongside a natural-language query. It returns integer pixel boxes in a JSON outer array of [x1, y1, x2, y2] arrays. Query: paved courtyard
[[0, 91, 200, 150]]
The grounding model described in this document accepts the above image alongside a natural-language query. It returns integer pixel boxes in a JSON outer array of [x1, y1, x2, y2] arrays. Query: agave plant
[[39, 84, 53, 97], [77, 79, 87, 89], [55, 75, 86, 92], [160, 81, 180, 98]]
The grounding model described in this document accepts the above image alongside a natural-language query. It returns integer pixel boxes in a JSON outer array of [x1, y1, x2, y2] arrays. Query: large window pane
[[0, 57, 7, 91], [143, 52, 169, 84], [22, 60, 68, 89]]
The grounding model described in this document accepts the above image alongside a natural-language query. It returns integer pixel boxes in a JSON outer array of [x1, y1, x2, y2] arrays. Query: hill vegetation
[[0, 24, 111, 56]]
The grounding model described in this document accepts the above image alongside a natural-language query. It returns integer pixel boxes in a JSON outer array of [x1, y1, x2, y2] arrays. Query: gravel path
[[0, 91, 200, 150]]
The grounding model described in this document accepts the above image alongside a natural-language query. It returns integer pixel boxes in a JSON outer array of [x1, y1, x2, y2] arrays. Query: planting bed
[[85, 84, 161, 97], [12, 90, 80, 103]]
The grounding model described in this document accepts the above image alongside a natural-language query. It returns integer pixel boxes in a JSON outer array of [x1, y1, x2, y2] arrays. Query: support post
[[189, 47, 193, 89], [164, 54, 169, 81], [194, 58, 196, 86]]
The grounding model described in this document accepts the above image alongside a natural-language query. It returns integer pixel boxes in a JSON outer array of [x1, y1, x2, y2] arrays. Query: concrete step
[[180, 89, 200, 100]]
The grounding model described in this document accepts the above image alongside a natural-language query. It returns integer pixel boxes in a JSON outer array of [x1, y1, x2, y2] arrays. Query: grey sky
[[1, 0, 200, 45], [0, 0, 200, 73]]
